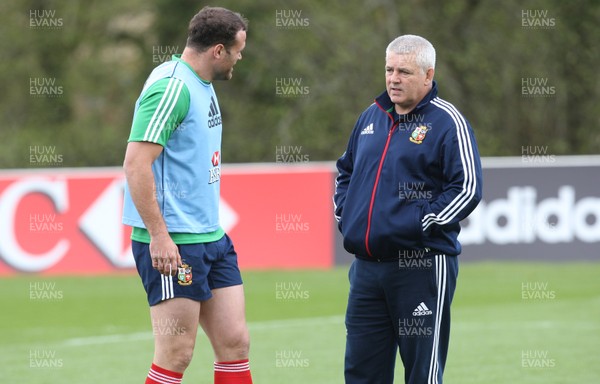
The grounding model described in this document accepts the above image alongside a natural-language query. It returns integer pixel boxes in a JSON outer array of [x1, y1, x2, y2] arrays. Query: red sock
[[145, 363, 183, 384], [214, 359, 253, 384]]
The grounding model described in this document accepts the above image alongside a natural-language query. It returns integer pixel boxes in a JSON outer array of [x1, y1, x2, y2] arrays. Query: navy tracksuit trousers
[[345, 255, 458, 384]]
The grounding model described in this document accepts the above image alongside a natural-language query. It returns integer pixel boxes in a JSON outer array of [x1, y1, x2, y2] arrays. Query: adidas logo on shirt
[[412, 302, 433, 316], [208, 96, 222, 128], [360, 123, 374, 135]]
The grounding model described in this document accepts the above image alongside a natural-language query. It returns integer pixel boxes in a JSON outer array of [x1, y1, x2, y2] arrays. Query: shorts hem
[[148, 293, 213, 307], [210, 281, 243, 291]]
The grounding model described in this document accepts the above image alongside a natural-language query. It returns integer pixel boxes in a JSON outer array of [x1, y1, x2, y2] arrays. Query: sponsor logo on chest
[[208, 96, 222, 128], [208, 150, 221, 184]]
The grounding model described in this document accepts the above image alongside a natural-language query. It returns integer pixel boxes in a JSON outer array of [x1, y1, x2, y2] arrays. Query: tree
[[1, 0, 598, 168]]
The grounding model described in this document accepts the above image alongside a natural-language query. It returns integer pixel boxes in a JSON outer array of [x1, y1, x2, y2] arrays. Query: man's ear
[[212, 44, 226, 59], [425, 68, 435, 85]]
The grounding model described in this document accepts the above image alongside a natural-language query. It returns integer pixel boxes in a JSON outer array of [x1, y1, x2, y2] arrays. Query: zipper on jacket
[[364, 121, 398, 257]]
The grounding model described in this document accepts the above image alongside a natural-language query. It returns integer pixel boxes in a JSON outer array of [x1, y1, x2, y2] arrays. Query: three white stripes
[[423, 98, 477, 231], [161, 265, 174, 301], [147, 367, 181, 384], [143, 77, 185, 143], [428, 254, 447, 384], [214, 361, 251, 373]]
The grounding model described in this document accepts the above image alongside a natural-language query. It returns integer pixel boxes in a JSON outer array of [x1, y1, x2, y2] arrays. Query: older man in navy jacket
[[334, 35, 483, 384]]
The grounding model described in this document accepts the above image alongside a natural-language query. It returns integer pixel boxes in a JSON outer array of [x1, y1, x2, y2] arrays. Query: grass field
[[2, 262, 599, 383]]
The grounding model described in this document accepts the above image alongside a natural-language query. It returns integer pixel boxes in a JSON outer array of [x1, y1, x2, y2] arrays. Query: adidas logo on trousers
[[413, 302, 433, 316]]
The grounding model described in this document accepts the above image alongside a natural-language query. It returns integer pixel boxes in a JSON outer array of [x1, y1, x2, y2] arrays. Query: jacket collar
[[375, 81, 438, 121]]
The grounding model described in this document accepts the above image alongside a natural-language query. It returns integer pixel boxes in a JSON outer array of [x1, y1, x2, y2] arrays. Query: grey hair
[[386, 35, 436, 73]]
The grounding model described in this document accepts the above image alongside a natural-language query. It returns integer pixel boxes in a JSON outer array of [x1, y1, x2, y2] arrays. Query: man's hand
[[150, 233, 182, 276]]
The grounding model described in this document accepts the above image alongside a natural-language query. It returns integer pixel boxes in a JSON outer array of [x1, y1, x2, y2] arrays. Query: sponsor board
[[334, 156, 600, 264], [0, 164, 334, 275], [458, 157, 600, 261], [1, 157, 598, 274]]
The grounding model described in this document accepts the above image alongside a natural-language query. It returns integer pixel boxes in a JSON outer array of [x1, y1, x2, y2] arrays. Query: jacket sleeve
[[333, 124, 358, 232], [421, 118, 482, 233]]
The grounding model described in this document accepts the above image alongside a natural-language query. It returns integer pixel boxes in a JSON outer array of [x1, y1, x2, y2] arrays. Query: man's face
[[385, 52, 433, 114], [214, 30, 246, 81]]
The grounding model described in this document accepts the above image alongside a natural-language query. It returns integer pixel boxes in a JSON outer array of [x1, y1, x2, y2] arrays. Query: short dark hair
[[186, 6, 248, 52]]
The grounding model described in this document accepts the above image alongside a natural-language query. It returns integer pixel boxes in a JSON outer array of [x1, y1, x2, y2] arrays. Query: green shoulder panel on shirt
[[128, 77, 190, 147], [131, 226, 225, 244]]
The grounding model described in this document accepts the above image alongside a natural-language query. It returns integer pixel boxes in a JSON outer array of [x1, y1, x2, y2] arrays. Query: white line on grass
[[60, 315, 345, 347], [49, 316, 600, 348], [62, 331, 153, 347]]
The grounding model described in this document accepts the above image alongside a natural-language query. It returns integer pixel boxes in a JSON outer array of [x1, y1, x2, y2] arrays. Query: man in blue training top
[[334, 35, 483, 384], [122, 7, 253, 384]]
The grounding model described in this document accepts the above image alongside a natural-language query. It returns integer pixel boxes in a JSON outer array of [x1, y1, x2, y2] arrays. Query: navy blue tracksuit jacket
[[334, 81, 482, 259]]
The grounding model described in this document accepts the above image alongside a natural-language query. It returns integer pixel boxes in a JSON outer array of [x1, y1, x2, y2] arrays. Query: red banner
[[0, 165, 334, 275]]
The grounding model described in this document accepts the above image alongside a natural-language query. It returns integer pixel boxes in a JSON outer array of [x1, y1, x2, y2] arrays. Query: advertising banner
[[0, 165, 335, 276], [1, 157, 598, 275], [333, 156, 600, 263], [458, 157, 600, 261]]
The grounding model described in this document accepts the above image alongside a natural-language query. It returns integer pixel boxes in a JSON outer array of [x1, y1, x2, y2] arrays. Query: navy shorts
[[132, 234, 243, 306]]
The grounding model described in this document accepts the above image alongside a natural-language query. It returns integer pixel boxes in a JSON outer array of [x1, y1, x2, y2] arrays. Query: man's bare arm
[[124, 141, 181, 275]]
